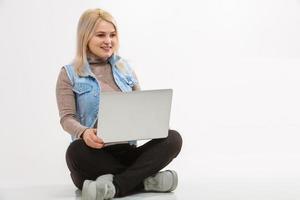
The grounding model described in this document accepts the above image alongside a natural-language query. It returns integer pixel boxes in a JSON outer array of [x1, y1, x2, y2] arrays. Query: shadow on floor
[[1, 185, 178, 200], [74, 188, 178, 200]]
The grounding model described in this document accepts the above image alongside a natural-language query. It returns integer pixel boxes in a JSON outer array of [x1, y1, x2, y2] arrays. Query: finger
[[97, 137, 104, 144], [93, 128, 104, 143], [93, 129, 104, 143], [91, 142, 103, 149], [90, 129, 102, 143], [91, 134, 103, 144], [87, 138, 103, 149]]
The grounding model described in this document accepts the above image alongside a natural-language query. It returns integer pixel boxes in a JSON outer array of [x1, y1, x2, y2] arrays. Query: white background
[[0, 0, 300, 199]]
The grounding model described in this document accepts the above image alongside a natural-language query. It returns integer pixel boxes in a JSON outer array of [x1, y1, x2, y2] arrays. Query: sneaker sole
[[166, 170, 178, 192]]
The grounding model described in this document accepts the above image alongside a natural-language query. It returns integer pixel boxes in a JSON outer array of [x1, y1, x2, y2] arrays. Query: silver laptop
[[97, 89, 173, 143]]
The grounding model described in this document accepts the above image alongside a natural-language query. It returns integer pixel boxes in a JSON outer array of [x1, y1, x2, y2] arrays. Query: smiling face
[[87, 20, 118, 62]]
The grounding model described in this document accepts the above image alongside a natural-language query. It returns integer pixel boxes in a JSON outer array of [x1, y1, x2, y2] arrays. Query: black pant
[[65, 129, 182, 197]]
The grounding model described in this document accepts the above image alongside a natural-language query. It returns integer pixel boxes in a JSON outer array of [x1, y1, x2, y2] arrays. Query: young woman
[[56, 8, 182, 200]]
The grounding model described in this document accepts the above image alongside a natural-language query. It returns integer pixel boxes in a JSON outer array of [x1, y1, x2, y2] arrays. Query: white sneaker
[[81, 174, 115, 200], [96, 174, 115, 199], [82, 180, 97, 200], [144, 170, 178, 192]]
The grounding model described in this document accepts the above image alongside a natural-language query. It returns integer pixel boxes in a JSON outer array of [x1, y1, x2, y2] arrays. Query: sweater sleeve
[[56, 68, 88, 138]]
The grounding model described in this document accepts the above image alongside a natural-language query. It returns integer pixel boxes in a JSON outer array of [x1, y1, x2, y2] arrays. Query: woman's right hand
[[82, 128, 104, 149]]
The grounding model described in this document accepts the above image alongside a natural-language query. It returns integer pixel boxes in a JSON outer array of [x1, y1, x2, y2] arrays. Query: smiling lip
[[101, 46, 111, 50]]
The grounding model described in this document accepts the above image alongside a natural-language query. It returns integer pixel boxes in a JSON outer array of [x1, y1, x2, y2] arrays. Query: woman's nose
[[104, 36, 111, 44]]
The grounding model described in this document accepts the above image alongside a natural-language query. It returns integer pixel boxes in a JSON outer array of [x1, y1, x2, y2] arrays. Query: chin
[[105, 52, 113, 58]]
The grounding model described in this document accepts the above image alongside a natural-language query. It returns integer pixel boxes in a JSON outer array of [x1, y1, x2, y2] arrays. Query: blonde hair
[[73, 8, 119, 75]]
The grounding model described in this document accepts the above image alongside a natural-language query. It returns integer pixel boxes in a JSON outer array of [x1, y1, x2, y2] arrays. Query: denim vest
[[64, 54, 138, 144]]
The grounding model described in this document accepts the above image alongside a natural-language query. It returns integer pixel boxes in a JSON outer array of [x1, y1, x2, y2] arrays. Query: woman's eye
[[97, 34, 105, 37], [110, 33, 116, 37]]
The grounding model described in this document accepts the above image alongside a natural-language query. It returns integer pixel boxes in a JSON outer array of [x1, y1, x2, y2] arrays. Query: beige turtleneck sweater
[[56, 62, 140, 138]]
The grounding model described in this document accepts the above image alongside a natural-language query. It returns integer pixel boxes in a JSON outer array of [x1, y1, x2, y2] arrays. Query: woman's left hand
[[82, 128, 104, 149]]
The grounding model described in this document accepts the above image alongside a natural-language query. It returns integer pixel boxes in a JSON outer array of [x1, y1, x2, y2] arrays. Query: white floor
[[1, 165, 300, 200], [0, 184, 179, 200], [2, 176, 300, 200]]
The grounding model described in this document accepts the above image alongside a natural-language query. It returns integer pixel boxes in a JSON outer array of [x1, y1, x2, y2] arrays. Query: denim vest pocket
[[73, 82, 92, 95]]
